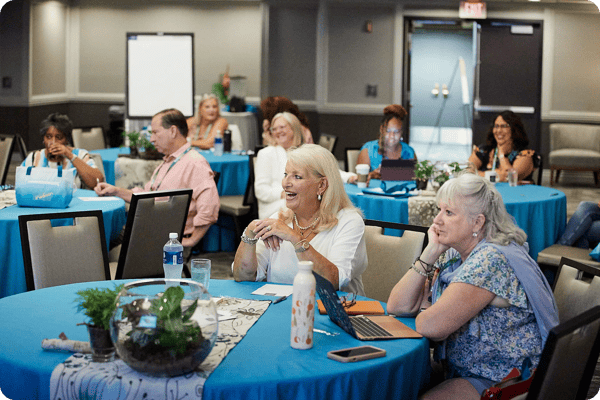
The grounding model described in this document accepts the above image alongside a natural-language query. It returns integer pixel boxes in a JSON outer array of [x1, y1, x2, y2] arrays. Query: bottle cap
[[298, 261, 313, 271], [169, 232, 178, 239]]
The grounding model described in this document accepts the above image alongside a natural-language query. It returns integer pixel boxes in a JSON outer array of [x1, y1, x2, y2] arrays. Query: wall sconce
[[442, 84, 449, 98], [431, 83, 440, 97], [364, 20, 373, 33]]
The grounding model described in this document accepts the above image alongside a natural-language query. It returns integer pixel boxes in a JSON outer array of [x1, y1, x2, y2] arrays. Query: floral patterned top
[[431, 243, 543, 382], [472, 144, 539, 181]]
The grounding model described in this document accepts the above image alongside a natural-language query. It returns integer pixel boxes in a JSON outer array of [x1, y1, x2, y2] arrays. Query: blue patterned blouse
[[431, 243, 543, 382]]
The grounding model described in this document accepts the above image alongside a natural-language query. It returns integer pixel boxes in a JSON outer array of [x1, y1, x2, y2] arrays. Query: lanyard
[[149, 147, 192, 191]]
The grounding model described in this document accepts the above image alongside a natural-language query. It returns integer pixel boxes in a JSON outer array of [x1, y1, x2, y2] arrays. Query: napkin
[[361, 180, 418, 198]]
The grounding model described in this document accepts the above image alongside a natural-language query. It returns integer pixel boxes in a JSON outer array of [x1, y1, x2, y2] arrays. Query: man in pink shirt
[[95, 108, 220, 255]]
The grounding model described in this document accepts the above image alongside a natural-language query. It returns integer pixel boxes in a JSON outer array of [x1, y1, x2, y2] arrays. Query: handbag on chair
[[480, 358, 535, 400], [15, 165, 75, 208]]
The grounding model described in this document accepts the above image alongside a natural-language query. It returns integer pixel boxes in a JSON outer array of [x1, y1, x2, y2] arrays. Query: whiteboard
[[126, 33, 194, 119]]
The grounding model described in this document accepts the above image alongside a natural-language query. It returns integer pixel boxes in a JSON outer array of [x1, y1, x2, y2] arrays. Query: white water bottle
[[163, 232, 183, 283], [213, 130, 224, 156], [291, 261, 316, 349]]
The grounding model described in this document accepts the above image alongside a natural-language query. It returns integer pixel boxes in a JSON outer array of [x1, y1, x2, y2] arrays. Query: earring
[[472, 232, 478, 237], [317, 194, 322, 201]]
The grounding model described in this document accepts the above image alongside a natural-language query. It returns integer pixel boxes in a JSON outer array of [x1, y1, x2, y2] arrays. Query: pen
[[96, 178, 100, 187], [273, 295, 288, 304]]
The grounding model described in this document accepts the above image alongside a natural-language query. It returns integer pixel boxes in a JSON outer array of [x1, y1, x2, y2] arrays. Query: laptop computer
[[313, 272, 422, 341], [380, 159, 416, 181]]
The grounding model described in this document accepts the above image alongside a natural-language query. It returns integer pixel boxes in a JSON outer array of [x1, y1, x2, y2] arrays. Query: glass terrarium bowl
[[110, 279, 218, 377]]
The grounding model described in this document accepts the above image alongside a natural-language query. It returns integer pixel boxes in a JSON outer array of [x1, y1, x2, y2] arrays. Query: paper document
[[79, 197, 122, 201], [251, 284, 294, 297]]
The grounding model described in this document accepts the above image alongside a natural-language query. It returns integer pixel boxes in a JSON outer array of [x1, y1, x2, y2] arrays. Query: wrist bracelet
[[241, 234, 259, 245], [416, 257, 434, 273], [294, 239, 310, 253], [410, 264, 429, 278]]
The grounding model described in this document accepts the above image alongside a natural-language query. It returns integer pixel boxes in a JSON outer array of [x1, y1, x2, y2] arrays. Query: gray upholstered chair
[[552, 257, 600, 324], [537, 244, 600, 277], [362, 219, 428, 303], [112, 189, 192, 279], [0, 135, 15, 185], [72, 127, 106, 151], [345, 147, 361, 174], [549, 123, 600, 186], [19, 210, 110, 290], [318, 133, 338, 153]]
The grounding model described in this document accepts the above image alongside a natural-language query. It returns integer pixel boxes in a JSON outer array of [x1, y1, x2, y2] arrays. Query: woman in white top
[[254, 112, 304, 219], [233, 144, 367, 295]]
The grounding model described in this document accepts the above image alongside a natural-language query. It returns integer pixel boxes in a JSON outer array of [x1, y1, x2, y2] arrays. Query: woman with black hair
[[468, 110, 538, 182]]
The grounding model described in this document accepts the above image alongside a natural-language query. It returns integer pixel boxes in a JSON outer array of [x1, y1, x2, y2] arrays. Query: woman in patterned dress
[[387, 172, 558, 399], [468, 110, 538, 183]]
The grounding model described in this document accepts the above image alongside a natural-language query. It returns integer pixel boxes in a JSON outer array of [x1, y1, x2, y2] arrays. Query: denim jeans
[[558, 201, 600, 249]]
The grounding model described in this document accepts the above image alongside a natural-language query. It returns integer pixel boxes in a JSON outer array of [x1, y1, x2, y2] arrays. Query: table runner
[[50, 297, 270, 400], [408, 195, 438, 227], [0, 189, 16, 210]]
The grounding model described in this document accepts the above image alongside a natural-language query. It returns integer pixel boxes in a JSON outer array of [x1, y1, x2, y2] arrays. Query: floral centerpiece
[[414, 160, 435, 190]]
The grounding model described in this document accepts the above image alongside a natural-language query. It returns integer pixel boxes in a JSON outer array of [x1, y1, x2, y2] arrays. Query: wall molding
[[542, 111, 600, 123]]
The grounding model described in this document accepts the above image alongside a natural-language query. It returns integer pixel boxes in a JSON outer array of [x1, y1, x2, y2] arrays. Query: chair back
[[15, 134, 28, 160], [0, 135, 15, 185], [345, 147, 361, 173], [227, 124, 243, 151], [535, 152, 543, 185], [318, 133, 338, 153], [19, 210, 110, 290], [72, 127, 106, 151], [87, 153, 106, 183], [243, 153, 258, 218], [552, 257, 600, 323], [362, 219, 428, 303], [114, 189, 193, 279], [526, 305, 600, 400]]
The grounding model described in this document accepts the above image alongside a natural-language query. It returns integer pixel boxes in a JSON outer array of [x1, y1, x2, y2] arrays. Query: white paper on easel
[[251, 284, 293, 297]]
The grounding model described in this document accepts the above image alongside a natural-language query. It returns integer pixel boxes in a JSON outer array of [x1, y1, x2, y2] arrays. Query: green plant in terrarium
[[75, 284, 124, 330]]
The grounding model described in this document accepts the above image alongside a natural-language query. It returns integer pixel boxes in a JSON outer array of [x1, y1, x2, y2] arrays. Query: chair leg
[[550, 168, 555, 186], [595, 171, 600, 187], [555, 169, 561, 184]]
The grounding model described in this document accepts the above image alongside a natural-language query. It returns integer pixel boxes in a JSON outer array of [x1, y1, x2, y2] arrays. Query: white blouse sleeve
[[254, 147, 284, 203], [326, 210, 367, 290]]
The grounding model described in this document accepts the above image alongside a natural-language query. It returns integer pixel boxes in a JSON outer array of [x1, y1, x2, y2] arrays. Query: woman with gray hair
[[234, 144, 367, 295], [186, 93, 228, 149], [387, 172, 558, 399], [254, 111, 305, 219], [23, 113, 104, 189]]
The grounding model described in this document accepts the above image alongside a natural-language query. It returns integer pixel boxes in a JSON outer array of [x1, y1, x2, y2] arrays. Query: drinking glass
[[191, 259, 211, 290]]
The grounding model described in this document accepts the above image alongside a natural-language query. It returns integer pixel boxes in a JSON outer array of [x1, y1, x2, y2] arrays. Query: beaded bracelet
[[416, 257, 435, 273], [240, 228, 259, 245], [410, 264, 429, 278]]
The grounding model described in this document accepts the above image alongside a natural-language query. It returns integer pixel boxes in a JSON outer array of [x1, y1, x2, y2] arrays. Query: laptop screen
[[380, 159, 416, 181]]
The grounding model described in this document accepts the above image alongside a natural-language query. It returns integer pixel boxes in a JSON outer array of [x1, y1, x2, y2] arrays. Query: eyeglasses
[[385, 128, 402, 136], [340, 293, 356, 309], [494, 124, 510, 130]]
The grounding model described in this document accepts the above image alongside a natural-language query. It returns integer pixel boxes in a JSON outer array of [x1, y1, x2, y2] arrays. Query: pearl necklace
[[294, 214, 319, 231]]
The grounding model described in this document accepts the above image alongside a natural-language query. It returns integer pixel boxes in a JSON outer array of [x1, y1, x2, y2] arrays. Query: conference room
[[1, 0, 600, 399]]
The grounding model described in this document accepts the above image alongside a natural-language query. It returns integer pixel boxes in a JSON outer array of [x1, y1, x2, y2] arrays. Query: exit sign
[[459, 1, 487, 19]]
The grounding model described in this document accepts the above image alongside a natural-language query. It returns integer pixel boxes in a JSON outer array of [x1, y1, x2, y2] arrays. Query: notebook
[[313, 272, 422, 341], [380, 159, 416, 181], [317, 300, 385, 315]]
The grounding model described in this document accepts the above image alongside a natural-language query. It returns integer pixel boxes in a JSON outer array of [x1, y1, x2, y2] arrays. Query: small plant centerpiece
[[75, 284, 124, 362], [122, 131, 162, 160], [110, 281, 218, 377], [433, 162, 463, 188], [123, 131, 141, 158], [414, 160, 434, 190]]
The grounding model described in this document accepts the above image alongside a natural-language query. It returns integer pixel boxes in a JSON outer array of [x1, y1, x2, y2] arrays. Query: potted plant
[[433, 162, 462, 188], [138, 135, 163, 160], [122, 131, 141, 158], [414, 160, 434, 190], [75, 284, 124, 362]]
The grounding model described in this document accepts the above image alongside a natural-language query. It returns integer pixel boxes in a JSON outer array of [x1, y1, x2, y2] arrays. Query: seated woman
[[387, 173, 558, 399], [260, 96, 314, 146], [352, 104, 416, 183], [186, 93, 228, 150], [22, 113, 104, 189], [468, 110, 538, 182], [255, 112, 304, 219], [233, 144, 367, 295], [557, 200, 600, 249]]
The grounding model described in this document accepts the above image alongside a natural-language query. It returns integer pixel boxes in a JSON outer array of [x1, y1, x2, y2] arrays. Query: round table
[[0, 190, 126, 298], [345, 180, 567, 260], [0, 280, 430, 400]]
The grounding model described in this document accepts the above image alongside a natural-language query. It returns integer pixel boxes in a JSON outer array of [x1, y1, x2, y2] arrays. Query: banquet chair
[[362, 219, 428, 303], [227, 124, 244, 151], [318, 133, 338, 153], [537, 244, 600, 279], [0, 135, 15, 185], [218, 153, 257, 247], [112, 189, 192, 280], [72, 127, 106, 151], [19, 210, 110, 291], [87, 153, 106, 185], [345, 147, 361, 174], [552, 257, 600, 323], [523, 305, 600, 400], [534, 153, 543, 186]]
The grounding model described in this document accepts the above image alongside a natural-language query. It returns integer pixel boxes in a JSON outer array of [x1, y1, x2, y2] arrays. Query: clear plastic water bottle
[[214, 130, 224, 156], [163, 232, 184, 283], [291, 261, 316, 350]]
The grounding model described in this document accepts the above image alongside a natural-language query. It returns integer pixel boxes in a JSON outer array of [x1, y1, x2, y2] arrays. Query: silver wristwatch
[[295, 241, 310, 253], [241, 233, 259, 245]]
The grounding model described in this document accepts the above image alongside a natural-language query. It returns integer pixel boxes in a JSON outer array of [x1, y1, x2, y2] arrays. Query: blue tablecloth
[[0, 190, 126, 299], [90, 148, 250, 253], [0, 280, 430, 400], [345, 180, 567, 260]]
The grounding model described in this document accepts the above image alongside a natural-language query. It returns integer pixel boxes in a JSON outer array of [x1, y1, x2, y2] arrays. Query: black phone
[[327, 345, 386, 363]]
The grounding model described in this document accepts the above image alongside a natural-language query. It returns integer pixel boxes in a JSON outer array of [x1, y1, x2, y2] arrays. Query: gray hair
[[40, 113, 73, 144], [271, 112, 304, 148], [436, 172, 526, 246]]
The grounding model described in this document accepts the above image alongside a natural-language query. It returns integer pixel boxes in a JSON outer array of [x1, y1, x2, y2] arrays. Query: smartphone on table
[[327, 345, 386, 363]]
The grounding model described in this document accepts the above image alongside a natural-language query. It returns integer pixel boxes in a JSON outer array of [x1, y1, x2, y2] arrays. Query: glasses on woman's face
[[385, 128, 402, 136], [494, 124, 510, 130]]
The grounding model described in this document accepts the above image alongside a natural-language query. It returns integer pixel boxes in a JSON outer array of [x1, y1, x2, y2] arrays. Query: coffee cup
[[355, 164, 370, 188]]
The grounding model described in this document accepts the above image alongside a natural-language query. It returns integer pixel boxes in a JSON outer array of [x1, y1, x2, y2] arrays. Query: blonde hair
[[195, 93, 221, 123], [271, 112, 304, 148], [279, 144, 359, 231], [436, 172, 527, 246]]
